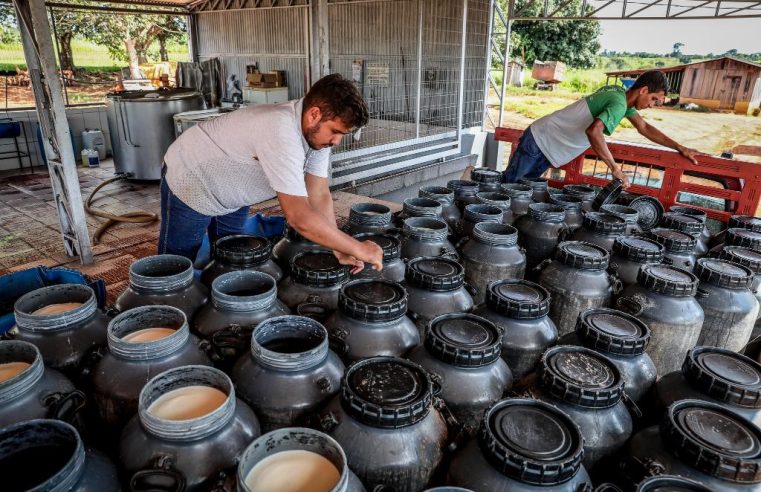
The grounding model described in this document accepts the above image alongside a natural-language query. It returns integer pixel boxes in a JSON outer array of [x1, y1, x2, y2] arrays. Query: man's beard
[[305, 122, 332, 150]]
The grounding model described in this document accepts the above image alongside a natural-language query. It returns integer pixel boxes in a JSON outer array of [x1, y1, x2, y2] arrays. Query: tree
[[50, 8, 91, 72], [671, 42, 684, 57], [502, 0, 601, 69]]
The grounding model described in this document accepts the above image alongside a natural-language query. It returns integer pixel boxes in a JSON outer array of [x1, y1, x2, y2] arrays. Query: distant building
[[606, 57, 761, 115]]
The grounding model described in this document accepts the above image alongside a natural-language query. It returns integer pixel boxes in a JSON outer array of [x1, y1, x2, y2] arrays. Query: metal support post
[[456, 0, 468, 145], [498, 3, 513, 128], [309, 0, 330, 83], [414, 0, 423, 138], [481, 0, 495, 131]]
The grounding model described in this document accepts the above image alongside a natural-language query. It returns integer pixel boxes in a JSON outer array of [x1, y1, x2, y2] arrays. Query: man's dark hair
[[304, 74, 369, 129], [631, 70, 669, 94]]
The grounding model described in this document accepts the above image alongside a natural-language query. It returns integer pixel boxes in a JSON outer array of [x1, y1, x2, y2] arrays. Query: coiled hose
[[85, 175, 158, 245]]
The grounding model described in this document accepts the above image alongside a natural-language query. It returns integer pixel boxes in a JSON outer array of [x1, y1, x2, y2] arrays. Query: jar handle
[[129, 456, 186, 492], [622, 391, 643, 420], [43, 389, 87, 424], [296, 296, 331, 323], [328, 335, 350, 358], [607, 272, 623, 296], [209, 324, 256, 362], [661, 256, 674, 266], [531, 258, 553, 277], [616, 296, 644, 316], [454, 236, 469, 250], [78, 346, 105, 380], [463, 282, 478, 298], [696, 287, 710, 299], [438, 249, 460, 262]]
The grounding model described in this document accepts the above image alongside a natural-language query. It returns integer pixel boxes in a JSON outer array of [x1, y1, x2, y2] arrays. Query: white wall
[[0, 105, 113, 172]]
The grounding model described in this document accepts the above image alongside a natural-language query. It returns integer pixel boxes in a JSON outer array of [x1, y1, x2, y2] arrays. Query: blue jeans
[[158, 167, 249, 262], [503, 126, 553, 183]]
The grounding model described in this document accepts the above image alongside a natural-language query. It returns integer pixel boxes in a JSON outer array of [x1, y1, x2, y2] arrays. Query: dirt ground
[[1, 73, 116, 108]]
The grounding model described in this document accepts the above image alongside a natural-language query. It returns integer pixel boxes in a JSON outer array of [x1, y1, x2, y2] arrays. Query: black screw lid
[[555, 241, 610, 270], [648, 227, 697, 252], [405, 256, 465, 292], [595, 485, 623, 492], [726, 228, 761, 250], [661, 212, 704, 235], [718, 246, 761, 274], [539, 345, 624, 408], [549, 193, 583, 211], [637, 264, 699, 297], [694, 258, 754, 289], [520, 177, 549, 190], [635, 475, 712, 492], [618, 194, 665, 231], [582, 212, 626, 235], [682, 346, 761, 408], [729, 215, 761, 233], [612, 235, 664, 262], [478, 398, 585, 486], [592, 179, 624, 211], [575, 308, 651, 356], [341, 356, 433, 428], [601, 204, 639, 225], [290, 250, 349, 287], [214, 235, 272, 266], [563, 184, 596, 200], [338, 279, 407, 322], [500, 183, 533, 198], [424, 313, 502, 367], [353, 232, 401, 263], [670, 206, 708, 223], [472, 168, 502, 184], [447, 179, 479, 197], [485, 279, 551, 319], [660, 399, 761, 483]]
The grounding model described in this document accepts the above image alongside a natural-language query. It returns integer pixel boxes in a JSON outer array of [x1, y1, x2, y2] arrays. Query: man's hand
[[610, 164, 630, 189], [334, 251, 365, 275], [678, 146, 700, 165], [334, 241, 384, 275]]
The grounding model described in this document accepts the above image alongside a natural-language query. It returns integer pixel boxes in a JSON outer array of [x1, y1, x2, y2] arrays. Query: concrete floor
[[0, 159, 399, 304]]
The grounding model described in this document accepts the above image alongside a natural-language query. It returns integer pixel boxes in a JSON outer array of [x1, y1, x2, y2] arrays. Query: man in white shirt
[[159, 74, 383, 273]]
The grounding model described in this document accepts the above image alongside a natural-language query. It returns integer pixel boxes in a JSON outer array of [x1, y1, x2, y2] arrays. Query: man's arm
[[586, 119, 630, 188], [627, 113, 700, 164], [305, 173, 338, 228]]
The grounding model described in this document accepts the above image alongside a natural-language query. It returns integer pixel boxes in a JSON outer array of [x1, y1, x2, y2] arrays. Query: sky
[[598, 19, 761, 54]]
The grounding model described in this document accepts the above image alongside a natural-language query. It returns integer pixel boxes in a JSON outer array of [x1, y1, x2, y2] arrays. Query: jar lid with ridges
[[214, 235, 272, 266], [576, 308, 650, 356], [555, 241, 610, 270], [648, 227, 697, 252], [563, 184, 596, 200], [601, 204, 639, 225], [353, 232, 401, 263], [519, 177, 548, 190], [660, 212, 704, 235], [729, 215, 761, 232], [682, 346, 761, 408], [694, 258, 754, 289], [637, 264, 698, 297], [527, 203, 565, 223], [405, 256, 465, 292], [539, 345, 624, 408], [471, 168, 502, 184], [485, 279, 551, 319], [718, 246, 761, 274], [290, 250, 349, 287], [592, 179, 624, 210], [341, 356, 433, 428], [338, 279, 407, 322], [619, 195, 664, 231], [635, 475, 711, 492], [612, 235, 664, 262], [582, 212, 626, 235], [726, 228, 761, 250], [500, 183, 533, 198], [424, 313, 502, 367], [478, 398, 585, 486], [669, 206, 708, 223], [661, 399, 761, 483]]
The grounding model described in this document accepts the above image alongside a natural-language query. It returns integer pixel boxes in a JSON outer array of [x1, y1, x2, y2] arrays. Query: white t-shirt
[[164, 98, 331, 216]]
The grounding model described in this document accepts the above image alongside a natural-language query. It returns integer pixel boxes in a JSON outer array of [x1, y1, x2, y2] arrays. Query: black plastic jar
[[476, 191, 514, 225], [447, 398, 593, 492], [550, 193, 585, 232], [400, 217, 458, 261], [601, 204, 642, 235], [0, 419, 118, 492], [400, 197, 444, 222], [278, 250, 350, 316], [0, 340, 82, 428], [193, 271, 290, 367], [92, 305, 212, 430], [115, 254, 209, 322], [457, 204, 503, 240], [200, 234, 283, 287], [694, 258, 758, 351], [272, 222, 325, 271], [655, 346, 761, 428], [670, 205, 712, 247], [472, 168, 503, 192], [561, 308, 656, 402], [537, 241, 616, 337], [617, 264, 704, 376], [635, 475, 711, 492], [448, 179, 480, 212], [710, 227, 761, 255], [648, 227, 698, 271], [461, 223, 526, 305], [324, 279, 419, 363], [515, 203, 569, 270], [320, 356, 449, 492], [626, 399, 761, 492], [419, 186, 461, 229], [351, 232, 406, 283], [534, 345, 633, 469], [609, 235, 664, 288], [119, 365, 261, 492], [501, 183, 534, 220], [10, 284, 109, 380], [404, 256, 474, 334], [473, 279, 558, 380], [564, 184, 597, 212], [232, 315, 344, 432], [661, 212, 708, 257], [730, 214, 761, 232], [408, 313, 513, 430], [520, 177, 551, 203], [570, 212, 626, 251], [343, 203, 394, 235], [718, 245, 761, 323]]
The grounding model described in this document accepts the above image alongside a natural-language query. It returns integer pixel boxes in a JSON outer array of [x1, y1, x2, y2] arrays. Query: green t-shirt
[[586, 85, 638, 136]]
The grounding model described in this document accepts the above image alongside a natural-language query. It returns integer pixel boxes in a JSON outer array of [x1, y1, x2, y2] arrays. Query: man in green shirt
[[500, 70, 699, 188]]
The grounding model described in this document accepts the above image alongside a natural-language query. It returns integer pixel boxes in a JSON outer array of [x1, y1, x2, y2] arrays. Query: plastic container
[[710, 227, 761, 256], [200, 234, 283, 287], [648, 227, 698, 271], [661, 212, 708, 256], [351, 232, 406, 283], [82, 128, 106, 160], [635, 476, 711, 492], [549, 194, 585, 232], [448, 180, 480, 212], [601, 204, 642, 235], [319, 356, 448, 492], [343, 203, 394, 235], [461, 223, 526, 304], [272, 223, 325, 272], [718, 245, 761, 322], [519, 177, 551, 203], [324, 279, 419, 363], [400, 217, 458, 262], [232, 315, 344, 432], [570, 212, 626, 251], [456, 204, 503, 239], [278, 251, 349, 318], [616, 192, 664, 232], [447, 398, 593, 492], [563, 184, 596, 212], [609, 235, 664, 288], [473, 279, 558, 380], [670, 205, 712, 247], [400, 197, 443, 221], [500, 183, 534, 221], [407, 313, 513, 430], [476, 192, 514, 225], [514, 203, 569, 270], [419, 186, 461, 230], [80, 148, 99, 167], [471, 168, 503, 192]]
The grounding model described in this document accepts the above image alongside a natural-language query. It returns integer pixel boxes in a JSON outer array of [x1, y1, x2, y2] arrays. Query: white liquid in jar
[[244, 450, 340, 492], [0, 362, 31, 382], [122, 328, 176, 343], [32, 302, 82, 315], [147, 386, 227, 420]]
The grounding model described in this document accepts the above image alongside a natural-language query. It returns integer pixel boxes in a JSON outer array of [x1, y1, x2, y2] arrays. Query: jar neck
[[419, 187, 454, 204], [473, 224, 518, 246], [0, 341, 45, 404], [403, 219, 448, 242], [108, 306, 190, 361], [211, 272, 278, 312], [251, 316, 329, 372], [130, 255, 195, 293], [14, 285, 98, 332]]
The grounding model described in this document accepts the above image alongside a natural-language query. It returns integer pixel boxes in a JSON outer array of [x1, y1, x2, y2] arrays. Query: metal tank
[[106, 88, 204, 180]]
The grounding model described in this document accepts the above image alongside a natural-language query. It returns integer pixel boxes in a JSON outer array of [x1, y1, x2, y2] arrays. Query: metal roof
[[606, 56, 761, 77]]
